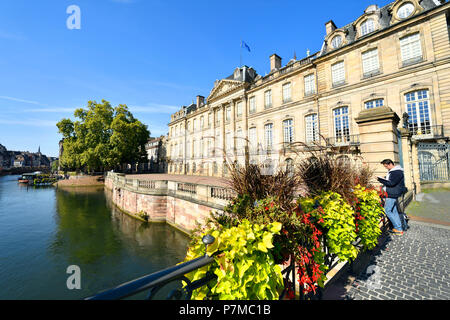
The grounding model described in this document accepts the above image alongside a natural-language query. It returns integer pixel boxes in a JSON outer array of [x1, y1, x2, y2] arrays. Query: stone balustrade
[[105, 172, 236, 234]]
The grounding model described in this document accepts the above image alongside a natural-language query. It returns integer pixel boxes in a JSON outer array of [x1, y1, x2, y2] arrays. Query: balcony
[[326, 135, 360, 147], [410, 125, 444, 140]]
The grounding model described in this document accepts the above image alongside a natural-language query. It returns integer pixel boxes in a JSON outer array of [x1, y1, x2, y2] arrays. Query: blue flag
[[241, 40, 251, 52]]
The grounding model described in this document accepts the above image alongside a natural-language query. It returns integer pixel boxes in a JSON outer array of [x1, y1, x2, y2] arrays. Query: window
[[400, 33, 422, 64], [193, 119, 197, 131], [365, 99, 384, 109], [362, 48, 380, 76], [264, 123, 273, 150], [216, 110, 220, 123], [236, 129, 242, 153], [200, 139, 204, 158], [249, 127, 257, 152], [193, 140, 197, 158], [249, 97, 256, 114], [186, 140, 191, 158], [226, 132, 232, 151], [200, 116, 204, 128], [179, 142, 183, 157], [360, 19, 375, 36], [265, 90, 272, 108], [398, 3, 415, 19], [334, 107, 350, 143], [282, 83, 292, 103], [405, 90, 431, 135], [331, 61, 345, 86], [305, 114, 319, 143], [236, 102, 243, 117], [208, 113, 212, 127], [304, 74, 316, 96], [331, 35, 342, 49], [283, 119, 294, 144], [226, 106, 231, 121]]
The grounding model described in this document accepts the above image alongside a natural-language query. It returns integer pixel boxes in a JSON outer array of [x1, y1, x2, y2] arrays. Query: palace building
[[167, 0, 450, 180]]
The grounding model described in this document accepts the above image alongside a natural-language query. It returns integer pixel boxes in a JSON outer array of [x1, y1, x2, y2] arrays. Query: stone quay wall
[[105, 172, 235, 234]]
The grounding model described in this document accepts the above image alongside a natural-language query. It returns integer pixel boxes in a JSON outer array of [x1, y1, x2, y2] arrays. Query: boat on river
[[18, 172, 57, 186]]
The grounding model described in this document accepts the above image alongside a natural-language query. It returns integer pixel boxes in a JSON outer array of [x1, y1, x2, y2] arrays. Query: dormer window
[[331, 35, 343, 49], [397, 2, 415, 19], [360, 19, 375, 36]]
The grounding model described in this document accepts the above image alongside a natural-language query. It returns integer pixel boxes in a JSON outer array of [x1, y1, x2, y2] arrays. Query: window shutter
[[400, 33, 422, 62], [332, 61, 345, 85], [362, 49, 379, 75]]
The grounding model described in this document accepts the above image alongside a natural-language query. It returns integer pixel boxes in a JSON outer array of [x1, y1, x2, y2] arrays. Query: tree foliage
[[57, 100, 150, 172]]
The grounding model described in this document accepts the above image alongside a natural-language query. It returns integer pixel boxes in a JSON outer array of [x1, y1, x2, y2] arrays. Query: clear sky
[[0, 0, 393, 157]]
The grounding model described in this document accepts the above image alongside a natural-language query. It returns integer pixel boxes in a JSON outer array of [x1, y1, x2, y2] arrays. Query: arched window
[[365, 99, 384, 109], [333, 106, 350, 144], [397, 2, 415, 19], [283, 119, 294, 144], [360, 19, 375, 36], [331, 35, 342, 49], [405, 90, 431, 135], [305, 114, 319, 144]]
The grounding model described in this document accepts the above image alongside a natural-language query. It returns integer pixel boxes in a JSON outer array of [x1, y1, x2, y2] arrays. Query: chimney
[[196, 95, 205, 107], [325, 20, 337, 35], [270, 54, 282, 72]]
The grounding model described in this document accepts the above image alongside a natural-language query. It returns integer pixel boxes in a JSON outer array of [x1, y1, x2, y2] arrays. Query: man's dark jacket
[[377, 165, 406, 199]]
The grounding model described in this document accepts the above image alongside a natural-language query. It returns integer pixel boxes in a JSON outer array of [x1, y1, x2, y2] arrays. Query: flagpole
[[240, 40, 242, 67]]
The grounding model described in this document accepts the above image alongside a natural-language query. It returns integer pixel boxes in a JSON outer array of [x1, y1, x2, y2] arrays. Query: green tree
[[56, 100, 150, 173]]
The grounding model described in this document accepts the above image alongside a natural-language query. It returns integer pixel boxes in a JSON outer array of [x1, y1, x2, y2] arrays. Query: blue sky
[[0, 0, 393, 157]]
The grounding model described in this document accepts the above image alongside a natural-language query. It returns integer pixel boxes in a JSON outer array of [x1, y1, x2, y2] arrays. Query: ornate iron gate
[[417, 142, 450, 181]]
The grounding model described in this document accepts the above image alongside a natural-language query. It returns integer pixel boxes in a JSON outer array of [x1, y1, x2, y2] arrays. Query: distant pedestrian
[[377, 159, 407, 236]]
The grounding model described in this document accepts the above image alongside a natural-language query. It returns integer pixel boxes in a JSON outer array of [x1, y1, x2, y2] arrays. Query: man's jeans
[[384, 198, 403, 231]]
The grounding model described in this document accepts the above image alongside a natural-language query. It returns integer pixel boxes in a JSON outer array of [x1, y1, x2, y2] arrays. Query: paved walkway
[[344, 221, 450, 300], [324, 189, 450, 300]]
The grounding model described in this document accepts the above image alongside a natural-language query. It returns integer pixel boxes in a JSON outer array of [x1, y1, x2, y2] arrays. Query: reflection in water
[[0, 177, 190, 300]]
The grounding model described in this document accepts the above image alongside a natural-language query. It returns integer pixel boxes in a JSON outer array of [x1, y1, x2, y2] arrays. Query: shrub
[[299, 191, 358, 262], [351, 185, 385, 250], [183, 219, 284, 300]]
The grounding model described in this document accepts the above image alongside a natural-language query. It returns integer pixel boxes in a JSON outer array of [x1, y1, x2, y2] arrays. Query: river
[[0, 175, 191, 300]]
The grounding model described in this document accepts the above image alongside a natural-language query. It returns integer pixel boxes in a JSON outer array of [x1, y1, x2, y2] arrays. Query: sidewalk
[[406, 188, 450, 226], [323, 189, 450, 300]]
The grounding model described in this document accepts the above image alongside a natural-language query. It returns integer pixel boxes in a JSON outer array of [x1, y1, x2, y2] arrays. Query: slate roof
[[319, 0, 445, 57]]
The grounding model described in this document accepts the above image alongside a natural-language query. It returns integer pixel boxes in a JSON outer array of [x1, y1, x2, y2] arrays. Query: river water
[[0, 175, 191, 300]]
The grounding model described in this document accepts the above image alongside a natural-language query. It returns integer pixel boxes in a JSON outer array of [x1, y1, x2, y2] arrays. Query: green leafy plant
[[352, 185, 385, 250], [300, 191, 358, 262], [183, 219, 284, 300]]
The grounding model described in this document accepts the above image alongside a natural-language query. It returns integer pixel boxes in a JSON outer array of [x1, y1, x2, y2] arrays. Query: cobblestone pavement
[[344, 221, 450, 300]]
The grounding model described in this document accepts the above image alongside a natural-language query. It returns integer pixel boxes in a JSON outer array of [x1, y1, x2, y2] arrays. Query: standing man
[[377, 159, 406, 236]]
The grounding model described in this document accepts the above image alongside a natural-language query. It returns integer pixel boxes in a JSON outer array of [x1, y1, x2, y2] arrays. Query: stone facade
[[166, 0, 450, 183]]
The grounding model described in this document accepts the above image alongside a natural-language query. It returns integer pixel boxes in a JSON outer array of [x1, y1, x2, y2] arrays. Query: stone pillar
[[221, 105, 226, 177], [355, 106, 401, 180], [399, 128, 414, 191], [411, 141, 422, 194], [243, 94, 250, 169], [231, 100, 236, 161]]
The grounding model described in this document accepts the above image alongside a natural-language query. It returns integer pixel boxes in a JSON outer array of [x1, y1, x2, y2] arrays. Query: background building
[[167, 0, 450, 187]]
